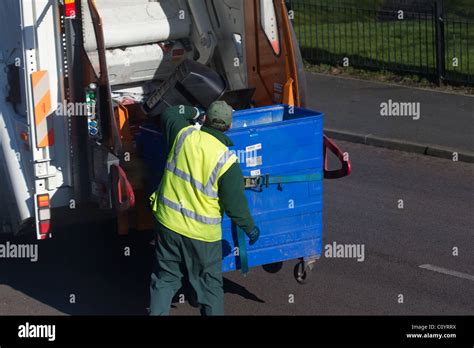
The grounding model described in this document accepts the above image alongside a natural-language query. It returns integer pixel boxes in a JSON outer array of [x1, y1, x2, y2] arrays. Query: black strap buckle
[[243, 174, 269, 189]]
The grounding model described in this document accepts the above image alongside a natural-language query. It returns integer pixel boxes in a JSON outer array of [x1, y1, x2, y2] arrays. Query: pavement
[[305, 73, 474, 162], [0, 141, 472, 315]]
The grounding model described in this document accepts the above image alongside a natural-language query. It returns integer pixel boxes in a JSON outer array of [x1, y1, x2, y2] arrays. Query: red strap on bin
[[323, 135, 352, 179]]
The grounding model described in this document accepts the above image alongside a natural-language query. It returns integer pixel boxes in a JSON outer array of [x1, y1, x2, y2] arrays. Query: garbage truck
[[0, 0, 350, 280]]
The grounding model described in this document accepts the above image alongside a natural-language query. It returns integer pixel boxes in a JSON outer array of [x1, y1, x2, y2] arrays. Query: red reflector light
[[39, 220, 51, 235], [37, 194, 50, 208], [65, 0, 76, 18], [20, 132, 29, 143], [172, 49, 185, 57]]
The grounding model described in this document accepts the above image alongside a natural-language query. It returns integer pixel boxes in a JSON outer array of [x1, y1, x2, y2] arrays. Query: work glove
[[192, 107, 206, 124], [246, 226, 260, 246]]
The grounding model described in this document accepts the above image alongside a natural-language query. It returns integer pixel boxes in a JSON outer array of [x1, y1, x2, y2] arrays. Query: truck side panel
[[0, 0, 75, 235], [0, 0, 35, 232]]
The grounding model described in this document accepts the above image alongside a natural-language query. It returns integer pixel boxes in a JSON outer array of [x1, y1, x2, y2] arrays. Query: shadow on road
[[0, 222, 263, 315], [223, 278, 265, 303]]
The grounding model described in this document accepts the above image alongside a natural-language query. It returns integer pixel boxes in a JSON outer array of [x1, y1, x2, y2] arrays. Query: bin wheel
[[262, 262, 283, 274], [294, 259, 317, 284], [294, 262, 309, 284]]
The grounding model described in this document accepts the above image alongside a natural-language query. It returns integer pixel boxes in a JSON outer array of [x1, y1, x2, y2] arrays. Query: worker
[[149, 101, 260, 316]]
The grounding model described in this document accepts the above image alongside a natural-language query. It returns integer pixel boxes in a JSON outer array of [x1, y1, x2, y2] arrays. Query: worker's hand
[[246, 226, 260, 246], [192, 107, 206, 124]]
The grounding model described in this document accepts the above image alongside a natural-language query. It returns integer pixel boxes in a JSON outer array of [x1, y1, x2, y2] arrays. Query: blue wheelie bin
[[222, 105, 324, 282]]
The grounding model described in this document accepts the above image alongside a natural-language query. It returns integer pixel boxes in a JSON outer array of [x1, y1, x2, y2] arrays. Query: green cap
[[207, 101, 233, 127]]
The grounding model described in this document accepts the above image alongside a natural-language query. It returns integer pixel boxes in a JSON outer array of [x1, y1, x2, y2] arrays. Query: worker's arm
[[160, 105, 198, 151], [218, 162, 255, 234]]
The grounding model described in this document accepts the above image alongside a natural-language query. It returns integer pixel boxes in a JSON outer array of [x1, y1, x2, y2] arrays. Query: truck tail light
[[36, 194, 51, 239], [37, 194, 50, 208], [65, 0, 76, 18], [39, 221, 51, 236]]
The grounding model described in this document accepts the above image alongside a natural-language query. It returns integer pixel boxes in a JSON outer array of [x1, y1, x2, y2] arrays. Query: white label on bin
[[247, 156, 263, 168], [251, 169, 261, 176], [246, 143, 262, 153]]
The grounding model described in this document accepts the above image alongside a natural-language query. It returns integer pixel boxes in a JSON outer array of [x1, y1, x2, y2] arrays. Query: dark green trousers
[[149, 223, 224, 316]]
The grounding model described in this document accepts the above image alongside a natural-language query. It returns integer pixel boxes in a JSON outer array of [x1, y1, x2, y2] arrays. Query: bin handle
[[111, 164, 136, 212], [324, 135, 352, 179]]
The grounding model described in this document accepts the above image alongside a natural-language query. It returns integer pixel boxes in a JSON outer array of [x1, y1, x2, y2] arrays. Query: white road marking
[[419, 264, 474, 282]]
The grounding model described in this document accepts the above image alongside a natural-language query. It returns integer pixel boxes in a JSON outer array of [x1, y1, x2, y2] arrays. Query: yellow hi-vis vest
[[150, 126, 238, 242]]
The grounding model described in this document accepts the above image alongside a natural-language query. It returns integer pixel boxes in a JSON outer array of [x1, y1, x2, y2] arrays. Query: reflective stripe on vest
[[165, 127, 235, 199], [158, 194, 222, 225]]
